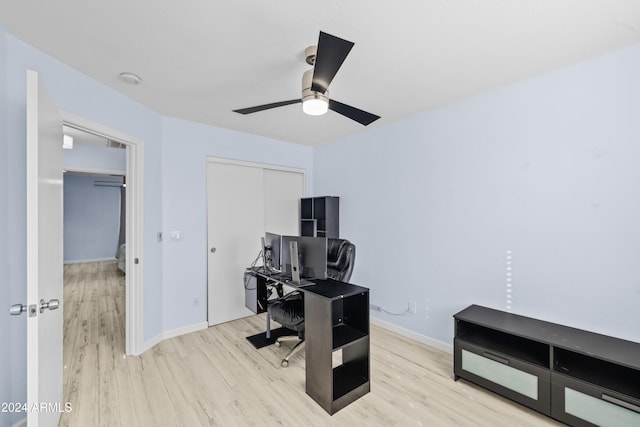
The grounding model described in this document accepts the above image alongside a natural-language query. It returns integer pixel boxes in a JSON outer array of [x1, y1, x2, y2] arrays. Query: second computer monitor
[[264, 232, 282, 271], [281, 235, 327, 279]]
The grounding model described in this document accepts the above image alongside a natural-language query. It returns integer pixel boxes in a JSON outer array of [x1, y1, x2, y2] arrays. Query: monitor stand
[[261, 236, 268, 273], [289, 240, 301, 285]]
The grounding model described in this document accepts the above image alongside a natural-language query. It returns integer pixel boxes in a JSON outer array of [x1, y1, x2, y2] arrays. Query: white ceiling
[[1, 1, 639, 146]]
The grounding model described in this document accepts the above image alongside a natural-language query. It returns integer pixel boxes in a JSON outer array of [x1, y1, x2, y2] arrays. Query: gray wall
[[63, 173, 124, 263], [314, 43, 640, 346]]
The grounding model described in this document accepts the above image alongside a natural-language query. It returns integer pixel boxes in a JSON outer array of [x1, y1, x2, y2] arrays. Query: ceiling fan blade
[[311, 32, 354, 94], [233, 99, 301, 115], [329, 100, 380, 126]]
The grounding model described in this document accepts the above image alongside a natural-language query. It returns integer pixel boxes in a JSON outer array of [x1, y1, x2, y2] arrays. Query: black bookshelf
[[300, 196, 339, 238]]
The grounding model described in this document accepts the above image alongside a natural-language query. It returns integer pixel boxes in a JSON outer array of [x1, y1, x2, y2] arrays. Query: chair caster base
[[281, 359, 289, 368]]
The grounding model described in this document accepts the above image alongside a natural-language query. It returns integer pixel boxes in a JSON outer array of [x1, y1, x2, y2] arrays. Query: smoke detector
[[118, 72, 142, 85]]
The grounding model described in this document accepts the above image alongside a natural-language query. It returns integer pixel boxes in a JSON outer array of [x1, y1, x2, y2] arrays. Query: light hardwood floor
[[60, 261, 561, 426]]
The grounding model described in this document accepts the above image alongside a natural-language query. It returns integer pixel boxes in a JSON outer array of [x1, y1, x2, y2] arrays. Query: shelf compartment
[[301, 198, 313, 219], [456, 320, 550, 368], [313, 197, 326, 220], [300, 219, 317, 237], [553, 348, 640, 401], [333, 324, 368, 350], [333, 360, 369, 401], [551, 373, 640, 427], [300, 196, 339, 238], [332, 294, 368, 333]]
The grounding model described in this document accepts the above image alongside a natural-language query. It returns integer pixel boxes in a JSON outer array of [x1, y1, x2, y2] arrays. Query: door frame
[[206, 156, 308, 177], [61, 112, 145, 355]]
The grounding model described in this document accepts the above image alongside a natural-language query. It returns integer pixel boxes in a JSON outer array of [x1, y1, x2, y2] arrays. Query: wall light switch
[[170, 231, 182, 241]]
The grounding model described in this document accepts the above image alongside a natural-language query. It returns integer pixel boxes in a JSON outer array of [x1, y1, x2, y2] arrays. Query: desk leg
[[266, 313, 271, 339]]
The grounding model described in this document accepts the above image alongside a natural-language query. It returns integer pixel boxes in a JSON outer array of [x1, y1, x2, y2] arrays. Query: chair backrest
[[326, 238, 356, 282]]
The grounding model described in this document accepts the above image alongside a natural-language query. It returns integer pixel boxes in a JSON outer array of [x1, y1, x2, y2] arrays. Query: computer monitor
[[281, 235, 327, 279], [264, 232, 282, 271]]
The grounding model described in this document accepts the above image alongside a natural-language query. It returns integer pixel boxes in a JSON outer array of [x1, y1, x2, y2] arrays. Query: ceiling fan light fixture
[[302, 94, 329, 116], [301, 68, 329, 116]]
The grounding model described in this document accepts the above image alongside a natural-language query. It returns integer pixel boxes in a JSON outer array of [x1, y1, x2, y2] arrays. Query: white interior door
[[207, 161, 264, 325], [206, 160, 305, 326], [26, 70, 64, 426]]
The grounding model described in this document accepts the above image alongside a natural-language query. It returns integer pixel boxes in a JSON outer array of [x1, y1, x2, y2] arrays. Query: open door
[[26, 70, 64, 426]]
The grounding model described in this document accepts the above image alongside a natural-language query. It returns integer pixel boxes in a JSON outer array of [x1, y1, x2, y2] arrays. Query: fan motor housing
[[302, 69, 329, 101]]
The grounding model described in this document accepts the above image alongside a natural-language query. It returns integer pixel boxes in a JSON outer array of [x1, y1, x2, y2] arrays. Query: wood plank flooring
[[60, 261, 561, 426]]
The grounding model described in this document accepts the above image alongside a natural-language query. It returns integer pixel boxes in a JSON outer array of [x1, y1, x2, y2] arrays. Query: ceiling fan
[[233, 31, 380, 126]]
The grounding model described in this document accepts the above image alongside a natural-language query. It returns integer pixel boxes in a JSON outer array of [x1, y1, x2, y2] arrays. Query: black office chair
[[326, 238, 356, 282], [267, 238, 355, 367]]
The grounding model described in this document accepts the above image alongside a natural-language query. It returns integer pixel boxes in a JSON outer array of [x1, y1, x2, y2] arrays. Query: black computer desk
[[244, 267, 370, 415]]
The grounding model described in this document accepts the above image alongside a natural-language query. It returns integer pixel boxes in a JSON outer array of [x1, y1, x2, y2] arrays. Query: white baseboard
[[142, 321, 209, 353], [12, 416, 27, 427], [64, 257, 117, 265], [142, 333, 163, 353], [162, 321, 209, 340], [371, 317, 453, 354], [141, 318, 450, 357]]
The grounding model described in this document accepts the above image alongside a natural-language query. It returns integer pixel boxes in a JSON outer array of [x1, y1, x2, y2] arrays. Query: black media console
[[454, 305, 640, 426]]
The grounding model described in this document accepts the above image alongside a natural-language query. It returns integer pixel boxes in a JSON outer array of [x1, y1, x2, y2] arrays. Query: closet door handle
[[482, 351, 509, 365], [602, 394, 640, 414]]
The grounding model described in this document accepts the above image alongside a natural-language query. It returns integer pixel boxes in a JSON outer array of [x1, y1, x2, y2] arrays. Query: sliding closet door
[[207, 161, 264, 326], [263, 168, 305, 235], [206, 159, 305, 326]]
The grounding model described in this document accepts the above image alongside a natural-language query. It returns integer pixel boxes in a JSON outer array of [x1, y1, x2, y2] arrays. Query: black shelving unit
[[303, 279, 369, 414], [300, 196, 339, 238], [454, 305, 640, 426]]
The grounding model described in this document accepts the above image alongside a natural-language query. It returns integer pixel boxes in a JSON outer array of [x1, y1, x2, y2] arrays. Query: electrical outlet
[[370, 304, 382, 312], [408, 301, 416, 315]]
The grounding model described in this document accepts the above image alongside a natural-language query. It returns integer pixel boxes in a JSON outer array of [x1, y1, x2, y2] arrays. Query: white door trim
[[61, 111, 145, 356], [63, 167, 125, 176]]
